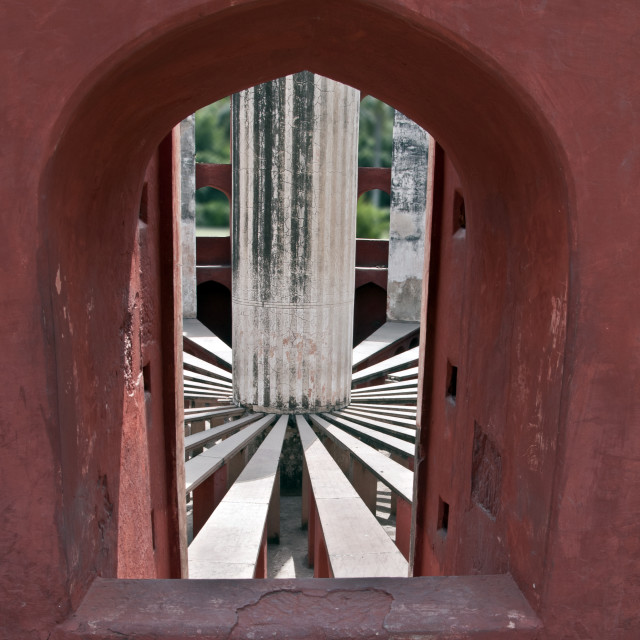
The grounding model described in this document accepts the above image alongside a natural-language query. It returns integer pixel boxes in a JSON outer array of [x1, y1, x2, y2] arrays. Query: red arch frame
[[39, 1, 573, 636]]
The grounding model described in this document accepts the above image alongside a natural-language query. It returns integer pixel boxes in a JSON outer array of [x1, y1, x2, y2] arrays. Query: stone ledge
[[53, 574, 541, 639]]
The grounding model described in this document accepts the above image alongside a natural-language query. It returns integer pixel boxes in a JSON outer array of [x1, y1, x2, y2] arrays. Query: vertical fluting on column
[[232, 72, 359, 413]]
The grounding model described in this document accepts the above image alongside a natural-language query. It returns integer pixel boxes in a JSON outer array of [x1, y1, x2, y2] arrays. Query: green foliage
[[358, 95, 394, 168], [195, 187, 229, 228], [357, 96, 394, 229], [356, 199, 390, 239], [195, 98, 230, 163]]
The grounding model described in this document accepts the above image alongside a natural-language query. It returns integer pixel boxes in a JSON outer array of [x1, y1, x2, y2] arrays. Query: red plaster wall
[[0, 1, 638, 638], [413, 143, 566, 601]]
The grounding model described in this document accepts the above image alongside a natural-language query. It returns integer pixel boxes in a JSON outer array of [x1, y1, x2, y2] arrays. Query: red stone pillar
[[396, 497, 411, 561], [313, 502, 331, 578]]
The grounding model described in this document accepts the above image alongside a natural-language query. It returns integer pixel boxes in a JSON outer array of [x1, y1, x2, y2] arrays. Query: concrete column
[[180, 115, 197, 318], [387, 112, 432, 322], [232, 72, 359, 413]]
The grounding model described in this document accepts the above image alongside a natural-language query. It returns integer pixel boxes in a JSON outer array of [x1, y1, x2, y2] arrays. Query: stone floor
[[267, 495, 314, 578]]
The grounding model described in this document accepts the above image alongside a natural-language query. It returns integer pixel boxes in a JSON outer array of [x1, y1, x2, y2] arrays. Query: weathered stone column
[[232, 72, 359, 413], [387, 111, 432, 322], [180, 115, 197, 318]]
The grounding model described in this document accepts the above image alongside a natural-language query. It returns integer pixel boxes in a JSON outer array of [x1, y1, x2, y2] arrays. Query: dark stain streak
[[290, 71, 314, 304]]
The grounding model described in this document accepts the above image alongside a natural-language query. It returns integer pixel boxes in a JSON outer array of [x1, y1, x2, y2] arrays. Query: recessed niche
[[143, 362, 151, 393], [437, 497, 449, 537], [139, 182, 149, 223], [471, 421, 502, 519], [150, 508, 156, 551], [143, 361, 152, 432], [453, 190, 466, 235], [446, 361, 458, 404]]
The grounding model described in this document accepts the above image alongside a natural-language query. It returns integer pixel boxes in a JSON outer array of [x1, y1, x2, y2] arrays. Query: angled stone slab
[[321, 413, 415, 457], [309, 414, 413, 503], [335, 408, 416, 440], [297, 415, 408, 578], [183, 351, 233, 383], [183, 378, 234, 393], [387, 365, 419, 380], [352, 347, 419, 384], [185, 415, 276, 493], [343, 408, 417, 429], [349, 403, 416, 415], [351, 379, 418, 394], [348, 393, 418, 405], [183, 405, 244, 423], [183, 318, 233, 370], [184, 413, 264, 454], [352, 321, 420, 368], [184, 368, 233, 388], [188, 416, 288, 579]]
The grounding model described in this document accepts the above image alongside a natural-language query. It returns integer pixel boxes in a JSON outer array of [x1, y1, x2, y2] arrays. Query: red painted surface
[[357, 167, 391, 197], [196, 237, 231, 266], [313, 503, 331, 579], [355, 238, 388, 267], [196, 162, 232, 198], [254, 528, 268, 579], [353, 283, 387, 346], [197, 265, 232, 288], [116, 138, 183, 580], [307, 487, 316, 569], [354, 266, 387, 289], [395, 497, 411, 561], [192, 466, 228, 539], [1, 1, 638, 638]]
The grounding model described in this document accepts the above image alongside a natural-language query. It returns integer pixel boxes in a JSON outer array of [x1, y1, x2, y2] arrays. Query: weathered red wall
[[0, 1, 638, 638], [413, 143, 566, 596]]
